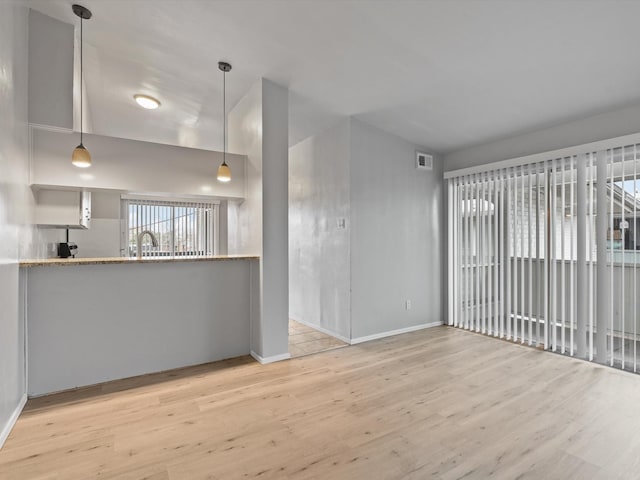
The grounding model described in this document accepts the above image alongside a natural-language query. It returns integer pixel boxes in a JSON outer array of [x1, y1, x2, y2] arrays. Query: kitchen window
[[121, 198, 219, 257]]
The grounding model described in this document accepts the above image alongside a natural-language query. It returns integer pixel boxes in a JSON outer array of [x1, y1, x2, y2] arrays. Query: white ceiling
[[27, 0, 640, 155]]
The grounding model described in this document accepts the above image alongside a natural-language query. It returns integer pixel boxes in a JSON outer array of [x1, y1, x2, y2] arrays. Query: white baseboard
[[0, 394, 27, 450], [350, 321, 443, 345], [291, 318, 351, 344], [251, 351, 291, 365]]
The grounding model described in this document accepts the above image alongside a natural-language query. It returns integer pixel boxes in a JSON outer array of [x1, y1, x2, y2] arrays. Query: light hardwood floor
[[2, 326, 640, 479], [288, 319, 348, 358]]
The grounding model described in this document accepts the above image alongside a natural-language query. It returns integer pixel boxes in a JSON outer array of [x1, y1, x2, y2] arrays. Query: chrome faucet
[[137, 230, 158, 259]]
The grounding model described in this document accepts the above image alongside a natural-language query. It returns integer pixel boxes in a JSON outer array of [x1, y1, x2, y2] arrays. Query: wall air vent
[[416, 151, 433, 170]]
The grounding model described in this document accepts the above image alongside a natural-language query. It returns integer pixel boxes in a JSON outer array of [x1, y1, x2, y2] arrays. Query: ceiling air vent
[[416, 151, 433, 171]]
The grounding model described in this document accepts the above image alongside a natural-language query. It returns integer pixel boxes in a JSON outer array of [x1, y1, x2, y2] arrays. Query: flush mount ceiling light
[[217, 61, 232, 183], [134, 94, 161, 109], [71, 4, 92, 168]]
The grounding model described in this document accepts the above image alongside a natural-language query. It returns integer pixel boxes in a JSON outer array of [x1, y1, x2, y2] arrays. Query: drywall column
[[596, 150, 609, 363], [576, 154, 587, 357], [260, 80, 289, 360], [228, 79, 289, 362]]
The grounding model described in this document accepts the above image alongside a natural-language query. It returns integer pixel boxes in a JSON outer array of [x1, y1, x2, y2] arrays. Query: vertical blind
[[447, 143, 640, 372], [122, 198, 218, 258]]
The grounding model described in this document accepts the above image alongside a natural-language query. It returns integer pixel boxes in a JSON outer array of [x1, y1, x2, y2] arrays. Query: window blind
[[121, 198, 218, 258], [447, 143, 640, 372]]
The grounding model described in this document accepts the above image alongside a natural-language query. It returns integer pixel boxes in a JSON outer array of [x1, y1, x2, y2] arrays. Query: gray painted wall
[[350, 119, 444, 339], [288, 117, 444, 342], [28, 10, 73, 130], [0, 4, 49, 448], [25, 260, 255, 396], [32, 129, 246, 198], [445, 102, 640, 171], [289, 119, 351, 340]]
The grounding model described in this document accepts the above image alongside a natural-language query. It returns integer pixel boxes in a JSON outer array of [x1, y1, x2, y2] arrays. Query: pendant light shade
[[72, 4, 92, 168], [217, 163, 231, 182], [217, 61, 232, 182], [72, 144, 92, 168]]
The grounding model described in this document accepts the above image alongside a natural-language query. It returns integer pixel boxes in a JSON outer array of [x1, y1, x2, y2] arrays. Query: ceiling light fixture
[[71, 4, 92, 168], [217, 61, 232, 183], [134, 94, 161, 110]]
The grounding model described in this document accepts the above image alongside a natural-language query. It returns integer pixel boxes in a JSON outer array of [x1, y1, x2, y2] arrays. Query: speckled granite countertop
[[19, 255, 259, 267]]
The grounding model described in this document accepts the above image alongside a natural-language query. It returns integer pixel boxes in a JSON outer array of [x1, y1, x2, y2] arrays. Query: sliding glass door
[[448, 145, 640, 372]]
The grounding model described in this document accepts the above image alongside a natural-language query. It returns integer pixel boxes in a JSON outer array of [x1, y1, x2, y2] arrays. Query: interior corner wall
[[0, 4, 48, 448], [349, 118, 444, 340], [289, 118, 351, 340], [444, 102, 640, 171]]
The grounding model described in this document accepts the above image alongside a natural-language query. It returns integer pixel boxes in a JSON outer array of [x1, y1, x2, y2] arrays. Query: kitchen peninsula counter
[[20, 255, 259, 396], [20, 255, 259, 267]]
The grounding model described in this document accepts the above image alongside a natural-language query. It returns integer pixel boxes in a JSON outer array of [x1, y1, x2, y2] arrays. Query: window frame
[[120, 196, 220, 258]]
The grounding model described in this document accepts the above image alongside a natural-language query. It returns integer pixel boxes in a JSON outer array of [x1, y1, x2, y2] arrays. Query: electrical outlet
[[405, 300, 411, 310]]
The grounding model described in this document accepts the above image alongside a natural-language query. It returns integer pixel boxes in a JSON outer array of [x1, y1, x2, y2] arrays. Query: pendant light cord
[[80, 15, 83, 145], [223, 68, 226, 165]]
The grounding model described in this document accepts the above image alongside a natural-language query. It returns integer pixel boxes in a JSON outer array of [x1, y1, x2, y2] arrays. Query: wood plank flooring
[[2, 326, 640, 479], [288, 319, 348, 358]]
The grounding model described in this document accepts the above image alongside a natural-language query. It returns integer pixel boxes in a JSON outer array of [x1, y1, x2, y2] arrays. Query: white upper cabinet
[[34, 189, 91, 229]]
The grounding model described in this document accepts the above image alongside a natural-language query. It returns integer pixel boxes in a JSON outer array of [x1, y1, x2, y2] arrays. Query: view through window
[[121, 198, 218, 257]]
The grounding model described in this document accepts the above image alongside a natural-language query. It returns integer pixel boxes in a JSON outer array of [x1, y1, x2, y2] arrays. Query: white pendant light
[[72, 4, 92, 168], [217, 61, 232, 182]]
